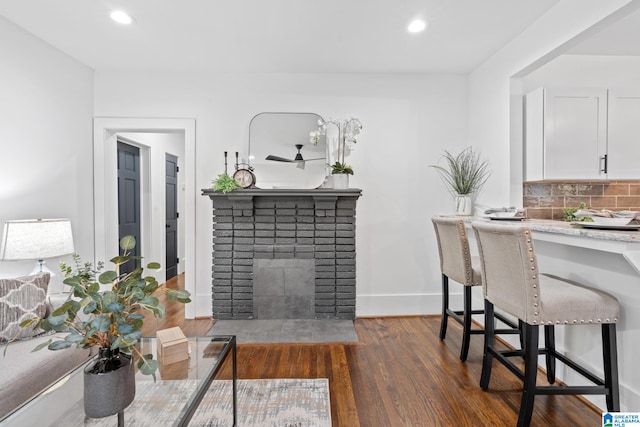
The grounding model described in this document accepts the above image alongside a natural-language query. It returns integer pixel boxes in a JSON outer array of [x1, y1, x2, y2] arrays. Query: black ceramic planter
[[84, 348, 136, 418]]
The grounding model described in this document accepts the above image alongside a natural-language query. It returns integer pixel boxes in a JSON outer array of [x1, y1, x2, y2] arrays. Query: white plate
[[571, 222, 640, 230], [486, 216, 525, 221]]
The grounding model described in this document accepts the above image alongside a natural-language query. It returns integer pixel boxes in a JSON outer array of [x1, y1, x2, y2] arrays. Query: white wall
[[93, 72, 469, 317], [0, 16, 94, 293]]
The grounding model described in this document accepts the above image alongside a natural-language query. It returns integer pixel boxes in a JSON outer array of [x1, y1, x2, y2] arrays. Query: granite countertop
[[459, 217, 640, 244]]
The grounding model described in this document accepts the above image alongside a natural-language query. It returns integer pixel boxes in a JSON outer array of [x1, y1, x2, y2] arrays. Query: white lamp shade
[[1, 219, 74, 261]]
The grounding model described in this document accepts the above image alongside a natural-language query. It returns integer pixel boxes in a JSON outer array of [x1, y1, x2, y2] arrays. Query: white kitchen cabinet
[[607, 90, 640, 179], [543, 87, 608, 179]]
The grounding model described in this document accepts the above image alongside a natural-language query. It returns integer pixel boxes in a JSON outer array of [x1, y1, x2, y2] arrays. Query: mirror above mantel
[[248, 112, 327, 189]]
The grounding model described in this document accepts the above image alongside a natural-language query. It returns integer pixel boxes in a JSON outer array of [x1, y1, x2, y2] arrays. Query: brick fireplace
[[202, 188, 362, 320]]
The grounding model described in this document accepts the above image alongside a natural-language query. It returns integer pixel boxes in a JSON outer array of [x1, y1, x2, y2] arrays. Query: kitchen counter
[[455, 217, 640, 274]]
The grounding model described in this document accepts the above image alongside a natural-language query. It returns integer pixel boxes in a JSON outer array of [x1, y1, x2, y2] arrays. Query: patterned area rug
[[55, 378, 331, 427]]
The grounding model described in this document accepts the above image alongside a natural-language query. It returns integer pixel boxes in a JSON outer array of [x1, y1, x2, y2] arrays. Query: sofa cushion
[[0, 273, 50, 343]]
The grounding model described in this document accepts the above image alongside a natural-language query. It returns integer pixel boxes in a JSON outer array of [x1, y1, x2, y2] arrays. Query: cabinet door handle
[[600, 154, 608, 174]]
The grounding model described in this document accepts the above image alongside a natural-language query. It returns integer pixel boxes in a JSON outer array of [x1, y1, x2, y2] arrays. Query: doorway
[[93, 117, 198, 319]]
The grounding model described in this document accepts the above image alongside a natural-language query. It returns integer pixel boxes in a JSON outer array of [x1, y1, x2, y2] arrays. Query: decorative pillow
[[0, 272, 50, 343]]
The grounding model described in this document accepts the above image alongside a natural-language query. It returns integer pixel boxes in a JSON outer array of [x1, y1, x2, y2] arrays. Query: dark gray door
[[165, 153, 178, 280], [117, 141, 141, 274]]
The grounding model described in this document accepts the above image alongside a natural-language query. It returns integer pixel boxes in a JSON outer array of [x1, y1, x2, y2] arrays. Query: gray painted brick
[[336, 216, 355, 224], [233, 272, 253, 280], [255, 208, 275, 216], [274, 252, 295, 259], [213, 272, 232, 279], [254, 252, 274, 259], [336, 258, 355, 265], [234, 230, 254, 237], [233, 216, 254, 223], [255, 230, 275, 238], [214, 251, 232, 258], [232, 279, 253, 287], [274, 245, 295, 252], [233, 244, 254, 252], [214, 209, 233, 216], [315, 217, 336, 223], [212, 279, 231, 287], [336, 252, 356, 259], [276, 216, 296, 223], [315, 230, 335, 238], [255, 216, 276, 223], [315, 299, 336, 306], [336, 244, 355, 252], [214, 229, 233, 237], [214, 216, 233, 223], [297, 209, 314, 216], [213, 265, 232, 273], [315, 238, 335, 245], [255, 199, 277, 208], [336, 231, 355, 238], [315, 224, 336, 231], [296, 199, 314, 209], [337, 208, 355, 217], [276, 223, 296, 230], [297, 216, 314, 223], [296, 231, 314, 238], [212, 199, 233, 209], [213, 244, 232, 251], [316, 278, 336, 286], [234, 237, 255, 244], [233, 259, 255, 266], [296, 223, 314, 230], [231, 201, 253, 210], [234, 251, 255, 259], [336, 223, 355, 231], [315, 272, 336, 279], [314, 200, 336, 210], [276, 208, 296, 216], [275, 200, 298, 208], [215, 223, 233, 230], [234, 223, 254, 230], [315, 258, 336, 266], [315, 210, 326, 217], [254, 245, 274, 253], [275, 237, 296, 244], [213, 258, 232, 265], [315, 251, 336, 259], [296, 237, 315, 245], [295, 245, 314, 252], [315, 265, 335, 272], [255, 223, 275, 230], [336, 265, 356, 272], [255, 237, 275, 245], [336, 238, 356, 246], [337, 279, 356, 286], [233, 265, 253, 272], [213, 237, 233, 244], [242, 210, 254, 216], [276, 230, 296, 238], [294, 252, 315, 259], [315, 244, 336, 252], [337, 199, 357, 209]]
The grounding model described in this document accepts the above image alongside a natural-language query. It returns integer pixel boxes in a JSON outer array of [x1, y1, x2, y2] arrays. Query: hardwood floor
[[145, 274, 601, 426]]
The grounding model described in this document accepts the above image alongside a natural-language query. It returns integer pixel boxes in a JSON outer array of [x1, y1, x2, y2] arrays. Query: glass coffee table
[[1, 335, 236, 427]]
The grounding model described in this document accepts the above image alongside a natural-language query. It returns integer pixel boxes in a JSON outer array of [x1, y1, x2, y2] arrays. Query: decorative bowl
[[591, 217, 631, 226]]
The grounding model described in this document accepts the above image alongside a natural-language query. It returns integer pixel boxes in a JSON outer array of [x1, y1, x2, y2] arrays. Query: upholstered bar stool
[[472, 221, 620, 427], [432, 216, 520, 361]]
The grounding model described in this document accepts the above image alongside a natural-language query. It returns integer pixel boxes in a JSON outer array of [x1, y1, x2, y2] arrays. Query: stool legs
[[603, 324, 620, 412], [544, 325, 556, 384], [518, 323, 539, 427], [480, 300, 494, 390], [439, 274, 449, 340], [460, 286, 473, 361]]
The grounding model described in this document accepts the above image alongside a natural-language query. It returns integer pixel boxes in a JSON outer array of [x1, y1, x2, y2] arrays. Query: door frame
[[93, 117, 196, 319]]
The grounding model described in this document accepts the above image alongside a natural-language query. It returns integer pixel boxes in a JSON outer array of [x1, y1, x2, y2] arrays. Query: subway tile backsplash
[[523, 180, 640, 220]]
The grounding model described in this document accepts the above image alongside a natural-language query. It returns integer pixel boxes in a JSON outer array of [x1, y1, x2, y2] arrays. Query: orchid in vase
[[310, 117, 362, 176]]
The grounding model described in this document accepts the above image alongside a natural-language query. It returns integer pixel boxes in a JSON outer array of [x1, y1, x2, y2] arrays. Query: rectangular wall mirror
[[249, 112, 327, 189]]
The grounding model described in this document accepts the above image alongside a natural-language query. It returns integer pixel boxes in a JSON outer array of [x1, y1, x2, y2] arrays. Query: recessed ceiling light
[[408, 19, 427, 33], [110, 10, 133, 25]]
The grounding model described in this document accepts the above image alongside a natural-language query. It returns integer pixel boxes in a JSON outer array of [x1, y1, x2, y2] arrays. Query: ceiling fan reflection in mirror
[[265, 144, 324, 169]]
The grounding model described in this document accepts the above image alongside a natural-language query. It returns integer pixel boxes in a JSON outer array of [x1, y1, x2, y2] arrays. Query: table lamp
[[0, 218, 75, 275]]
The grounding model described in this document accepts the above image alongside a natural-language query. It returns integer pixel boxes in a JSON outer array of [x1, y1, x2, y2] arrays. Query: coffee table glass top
[[2, 336, 236, 427]]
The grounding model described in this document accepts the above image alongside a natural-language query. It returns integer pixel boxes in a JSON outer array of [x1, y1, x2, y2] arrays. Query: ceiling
[[0, 0, 561, 74]]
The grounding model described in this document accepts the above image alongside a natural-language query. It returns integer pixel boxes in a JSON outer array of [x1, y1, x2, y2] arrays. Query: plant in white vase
[[431, 147, 490, 216], [310, 117, 362, 188]]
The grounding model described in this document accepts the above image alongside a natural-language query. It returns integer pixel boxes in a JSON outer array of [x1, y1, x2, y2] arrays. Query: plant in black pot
[[21, 235, 191, 419]]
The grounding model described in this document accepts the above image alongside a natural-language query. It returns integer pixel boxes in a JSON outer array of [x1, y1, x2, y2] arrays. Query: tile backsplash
[[523, 180, 640, 220]]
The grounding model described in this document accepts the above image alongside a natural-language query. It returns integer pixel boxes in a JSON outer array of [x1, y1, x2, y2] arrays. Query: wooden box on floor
[[156, 326, 189, 365]]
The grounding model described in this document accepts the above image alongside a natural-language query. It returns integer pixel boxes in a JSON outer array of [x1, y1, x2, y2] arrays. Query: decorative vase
[[332, 174, 349, 189], [455, 194, 473, 216], [84, 347, 136, 418]]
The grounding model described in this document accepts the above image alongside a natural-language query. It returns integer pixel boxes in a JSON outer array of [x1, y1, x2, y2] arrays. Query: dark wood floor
[[144, 274, 601, 426]]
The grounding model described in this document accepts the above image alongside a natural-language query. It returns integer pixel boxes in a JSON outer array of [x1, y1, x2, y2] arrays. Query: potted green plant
[[21, 236, 191, 418], [330, 161, 353, 189], [431, 147, 490, 215], [212, 172, 242, 193]]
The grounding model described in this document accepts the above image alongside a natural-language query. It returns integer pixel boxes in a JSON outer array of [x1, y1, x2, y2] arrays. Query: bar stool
[[432, 216, 520, 361], [472, 221, 620, 427]]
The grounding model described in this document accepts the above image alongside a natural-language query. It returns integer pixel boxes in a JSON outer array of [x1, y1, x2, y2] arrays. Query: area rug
[[55, 378, 331, 427], [207, 319, 359, 343]]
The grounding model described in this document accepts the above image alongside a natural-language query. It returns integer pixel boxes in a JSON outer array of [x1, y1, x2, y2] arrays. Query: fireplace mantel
[[202, 188, 362, 320]]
